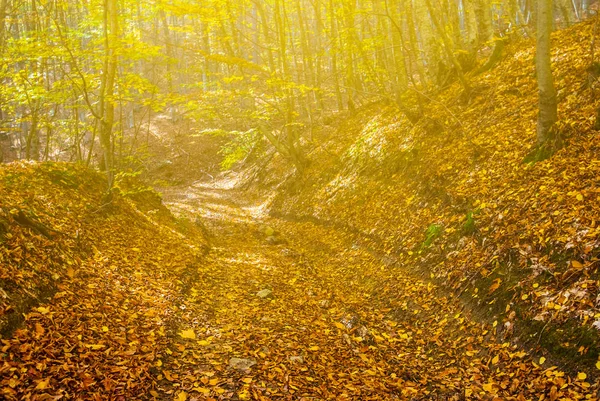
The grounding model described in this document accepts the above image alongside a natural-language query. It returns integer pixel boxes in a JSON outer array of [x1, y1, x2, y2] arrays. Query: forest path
[[153, 177, 587, 401]]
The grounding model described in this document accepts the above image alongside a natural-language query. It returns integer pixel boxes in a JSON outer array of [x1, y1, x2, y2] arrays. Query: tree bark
[[99, 0, 119, 188], [535, 0, 558, 145], [425, 0, 471, 92]]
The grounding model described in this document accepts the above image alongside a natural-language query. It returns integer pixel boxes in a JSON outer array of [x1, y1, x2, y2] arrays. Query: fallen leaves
[[149, 176, 600, 400], [0, 163, 208, 400], [179, 329, 196, 340], [256, 18, 600, 389], [3, 78, 600, 400], [334, 321, 346, 330], [34, 378, 49, 390]]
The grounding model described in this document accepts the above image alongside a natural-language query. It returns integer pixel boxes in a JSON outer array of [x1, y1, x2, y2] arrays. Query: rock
[[356, 325, 369, 338], [289, 356, 304, 363], [229, 358, 256, 371], [280, 248, 295, 257], [340, 315, 357, 329], [256, 289, 273, 299], [381, 255, 397, 267]]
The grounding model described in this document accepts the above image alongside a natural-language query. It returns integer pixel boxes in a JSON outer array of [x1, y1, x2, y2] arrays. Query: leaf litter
[[0, 162, 597, 399]]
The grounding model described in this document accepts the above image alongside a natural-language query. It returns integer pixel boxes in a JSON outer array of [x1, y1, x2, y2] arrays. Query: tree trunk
[[536, 0, 558, 145], [473, 0, 492, 45], [159, 9, 174, 93], [328, 0, 343, 110], [425, 0, 471, 92], [99, 0, 118, 188]]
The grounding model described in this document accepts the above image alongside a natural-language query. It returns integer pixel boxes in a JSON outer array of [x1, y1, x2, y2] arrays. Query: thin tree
[[98, 0, 119, 188], [535, 0, 558, 146]]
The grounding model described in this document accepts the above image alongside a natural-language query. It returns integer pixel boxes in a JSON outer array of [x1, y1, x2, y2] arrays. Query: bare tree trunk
[[25, 108, 39, 160], [99, 0, 118, 188], [0, 0, 9, 49], [426, 0, 471, 92], [536, 0, 558, 145], [159, 9, 174, 93], [328, 0, 343, 110], [473, 0, 492, 45]]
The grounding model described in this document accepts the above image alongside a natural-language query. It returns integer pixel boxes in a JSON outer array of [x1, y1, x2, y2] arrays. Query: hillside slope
[[0, 162, 207, 399], [243, 20, 600, 370]]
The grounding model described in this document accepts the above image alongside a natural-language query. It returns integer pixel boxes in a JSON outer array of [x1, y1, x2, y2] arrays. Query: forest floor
[[0, 163, 597, 400], [153, 175, 597, 400], [3, 20, 600, 400]]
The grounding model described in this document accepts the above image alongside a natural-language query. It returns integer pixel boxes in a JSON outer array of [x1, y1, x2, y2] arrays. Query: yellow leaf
[[242, 377, 252, 384], [175, 391, 187, 401], [596, 361, 600, 370], [576, 194, 584, 201], [482, 382, 494, 392], [521, 294, 528, 300], [488, 278, 502, 294], [35, 378, 50, 390], [193, 387, 210, 395], [578, 372, 587, 381], [334, 322, 345, 330], [571, 260, 583, 269], [364, 369, 377, 376], [309, 345, 320, 351], [150, 390, 159, 397], [491, 355, 499, 365], [179, 329, 196, 340], [539, 357, 546, 365], [102, 326, 109, 332], [209, 378, 219, 386], [35, 323, 45, 336], [163, 370, 174, 382], [37, 306, 50, 314], [197, 340, 210, 346]]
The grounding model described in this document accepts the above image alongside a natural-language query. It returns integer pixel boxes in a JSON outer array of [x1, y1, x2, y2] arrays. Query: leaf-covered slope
[[265, 21, 600, 368], [0, 162, 207, 399]]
